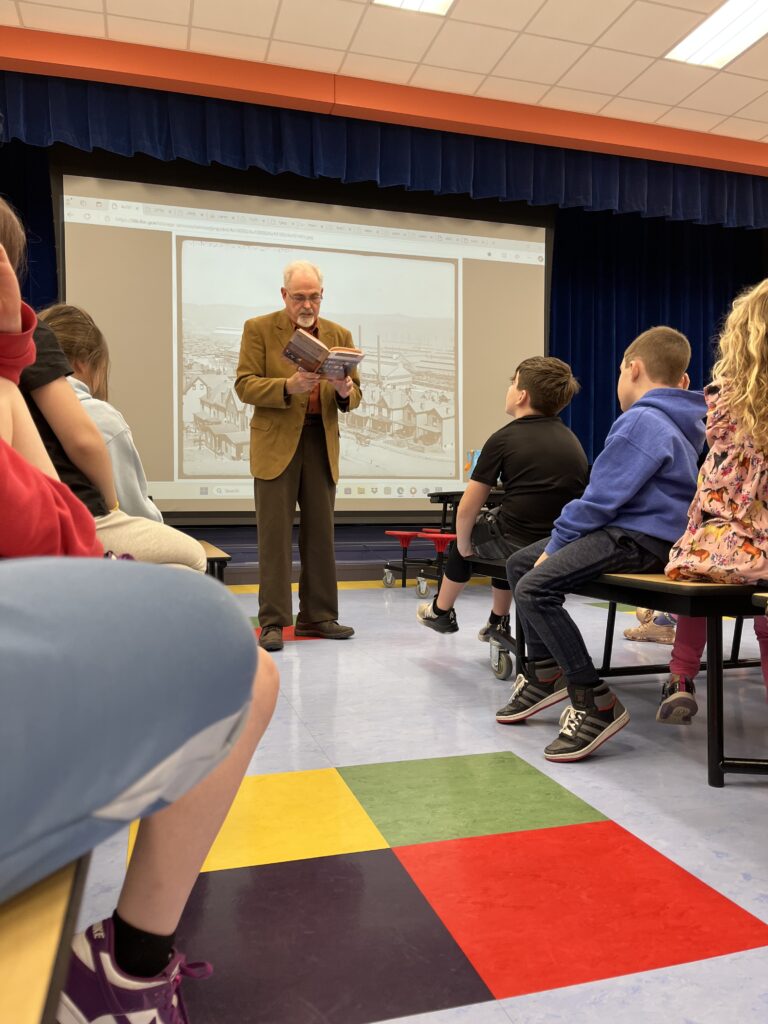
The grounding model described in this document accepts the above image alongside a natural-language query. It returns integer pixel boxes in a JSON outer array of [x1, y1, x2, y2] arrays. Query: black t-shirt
[[19, 323, 108, 518], [472, 415, 589, 547]]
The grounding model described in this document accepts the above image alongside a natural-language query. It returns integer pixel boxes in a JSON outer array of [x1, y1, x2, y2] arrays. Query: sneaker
[[294, 620, 354, 639], [496, 664, 566, 723], [417, 600, 458, 634], [623, 609, 676, 645], [57, 918, 211, 1024], [544, 684, 629, 762], [259, 625, 284, 651], [656, 673, 698, 725], [478, 615, 510, 642]]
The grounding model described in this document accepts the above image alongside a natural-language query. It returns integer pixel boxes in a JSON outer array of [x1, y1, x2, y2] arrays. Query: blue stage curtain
[[0, 139, 58, 309], [3, 70, 768, 229], [550, 207, 767, 460]]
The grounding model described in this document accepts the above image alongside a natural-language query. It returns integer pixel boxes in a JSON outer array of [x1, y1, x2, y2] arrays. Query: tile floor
[[79, 582, 768, 1023]]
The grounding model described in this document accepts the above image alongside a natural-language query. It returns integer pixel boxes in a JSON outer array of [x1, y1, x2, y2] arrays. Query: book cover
[[282, 328, 365, 379]]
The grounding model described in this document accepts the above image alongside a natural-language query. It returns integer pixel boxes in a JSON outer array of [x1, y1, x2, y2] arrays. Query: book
[[282, 328, 365, 379]]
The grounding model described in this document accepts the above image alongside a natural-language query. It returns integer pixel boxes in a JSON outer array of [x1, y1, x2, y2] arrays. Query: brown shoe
[[294, 620, 354, 640], [259, 625, 284, 651]]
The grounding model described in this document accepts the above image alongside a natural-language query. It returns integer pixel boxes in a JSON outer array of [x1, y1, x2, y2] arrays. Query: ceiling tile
[[409, 65, 485, 94], [192, 0, 278, 37], [709, 117, 768, 140], [682, 73, 768, 116], [475, 76, 549, 103], [655, 107, 725, 131], [21, 0, 102, 11], [540, 86, 612, 113], [0, 1, 20, 26], [19, 4, 105, 34], [601, 96, 670, 122], [273, 0, 363, 51], [493, 34, 586, 85], [449, 0, 546, 32], [189, 28, 269, 62], [725, 36, 768, 81], [526, 0, 633, 45], [339, 52, 416, 84], [350, 6, 443, 62], [642, 0, 722, 10], [266, 40, 345, 74], [596, 1, 704, 57], [107, 0, 189, 23], [107, 15, 188, 48], [734, 91, 768, 121], [558, 47, 652, 94], [621, 59, 714, 105], [423, 21, 516, 74]]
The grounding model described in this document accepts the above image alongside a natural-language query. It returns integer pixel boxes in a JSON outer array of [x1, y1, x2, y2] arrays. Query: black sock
[[112, 910, 175, 979], [489, 612, 502, 625], [433, 598, 450, 615]]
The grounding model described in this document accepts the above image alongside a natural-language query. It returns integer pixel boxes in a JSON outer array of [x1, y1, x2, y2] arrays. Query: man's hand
[[286, 368, 320, 394], [333, 375, 354, 399], [0, 245, 22, 335], [534, 551, 549, 567]]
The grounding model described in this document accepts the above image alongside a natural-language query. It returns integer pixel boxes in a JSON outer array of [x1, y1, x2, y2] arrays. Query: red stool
[[383, 531, 420, 589], [416, 532, 457, 592]]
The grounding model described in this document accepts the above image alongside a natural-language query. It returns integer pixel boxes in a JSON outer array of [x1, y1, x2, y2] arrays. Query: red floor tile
[[395, 821, 768, 998]]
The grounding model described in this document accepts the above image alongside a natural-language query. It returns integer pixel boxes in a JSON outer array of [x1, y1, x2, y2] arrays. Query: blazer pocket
[[250, 415, 272, 432]]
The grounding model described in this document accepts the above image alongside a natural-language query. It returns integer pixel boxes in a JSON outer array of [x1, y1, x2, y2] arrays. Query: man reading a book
[[235, 260, 362, 652]]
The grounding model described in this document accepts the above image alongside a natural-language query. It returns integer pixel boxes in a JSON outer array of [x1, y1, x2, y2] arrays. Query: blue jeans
[[0, 558, 258, 903], [506, 529, 665, 687]]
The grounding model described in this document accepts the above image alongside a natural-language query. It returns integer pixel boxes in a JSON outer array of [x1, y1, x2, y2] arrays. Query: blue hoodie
[[545, 388, 707, 555]]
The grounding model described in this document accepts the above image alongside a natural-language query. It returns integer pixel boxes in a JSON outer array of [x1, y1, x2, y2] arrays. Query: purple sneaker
[[57, 918, 211, 1024]]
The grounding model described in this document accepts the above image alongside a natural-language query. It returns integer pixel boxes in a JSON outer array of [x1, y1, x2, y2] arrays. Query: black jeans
[[506, 529, 665, 687], [444, 539, 517, 591]]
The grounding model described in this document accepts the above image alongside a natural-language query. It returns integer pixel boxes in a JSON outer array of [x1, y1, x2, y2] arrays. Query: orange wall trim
[[2, 26, 768, 178]]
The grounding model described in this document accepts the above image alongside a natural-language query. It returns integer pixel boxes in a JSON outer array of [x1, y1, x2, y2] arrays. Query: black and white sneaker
[[496, 666, 566, 723], [417, 600, 458, 634], [544, 684, 629, 762], [478, 615, 511, 642]]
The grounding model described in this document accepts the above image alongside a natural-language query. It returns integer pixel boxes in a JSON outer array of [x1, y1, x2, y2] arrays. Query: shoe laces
[[510, 673, 528, 700], [165, 958, 212, 1024], [558, 705, 587, 738]]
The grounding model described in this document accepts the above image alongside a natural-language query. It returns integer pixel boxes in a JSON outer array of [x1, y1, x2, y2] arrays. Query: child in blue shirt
[[498, 326, 706, 762]]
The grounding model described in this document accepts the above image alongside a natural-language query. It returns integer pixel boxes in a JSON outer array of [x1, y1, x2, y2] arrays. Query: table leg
[[706, 614, 725, 788]]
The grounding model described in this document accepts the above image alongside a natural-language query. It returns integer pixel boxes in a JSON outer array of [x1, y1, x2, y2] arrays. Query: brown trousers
[[254, 420, 338, 627]]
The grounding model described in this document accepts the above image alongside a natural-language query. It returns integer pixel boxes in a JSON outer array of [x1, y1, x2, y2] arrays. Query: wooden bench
[[0, 854, 90, 1023], [199, 540, 231, 582]]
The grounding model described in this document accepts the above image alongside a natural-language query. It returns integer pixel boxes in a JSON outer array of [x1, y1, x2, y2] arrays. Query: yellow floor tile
[[199, 768, 388, 872]]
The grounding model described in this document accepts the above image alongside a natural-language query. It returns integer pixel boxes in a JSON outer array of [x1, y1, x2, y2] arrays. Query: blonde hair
[[712, 278, 768, 453], [623, 326, 690, 386], [38, 304, 110, 402]]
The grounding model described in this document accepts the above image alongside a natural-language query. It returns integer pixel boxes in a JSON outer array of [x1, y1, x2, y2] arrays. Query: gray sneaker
[[496, 666, 567, 723], [657, 674, 697, 724], [544, 684, 629, 762]]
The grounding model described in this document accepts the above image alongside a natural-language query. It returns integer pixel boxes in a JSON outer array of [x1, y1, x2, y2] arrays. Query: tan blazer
[[234, 310, 362, 482]]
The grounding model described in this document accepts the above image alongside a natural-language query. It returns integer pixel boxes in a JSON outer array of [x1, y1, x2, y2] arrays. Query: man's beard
[[296, 311, 315, 327]]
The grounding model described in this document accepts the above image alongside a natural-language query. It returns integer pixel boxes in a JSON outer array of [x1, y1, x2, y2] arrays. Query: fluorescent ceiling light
[[666, 0, 768, 68], [373, 0, 455, 15]]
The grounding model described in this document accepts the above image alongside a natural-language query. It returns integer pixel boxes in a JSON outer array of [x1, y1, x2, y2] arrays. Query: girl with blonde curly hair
[[660, 279, 768, 724]]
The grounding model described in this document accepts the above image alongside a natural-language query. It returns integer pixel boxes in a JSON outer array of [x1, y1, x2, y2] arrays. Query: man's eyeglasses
[[287, 292, 323, 305]]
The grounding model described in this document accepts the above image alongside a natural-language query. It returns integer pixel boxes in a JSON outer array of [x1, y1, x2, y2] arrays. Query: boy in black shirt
[[417, 357, 588, 638]]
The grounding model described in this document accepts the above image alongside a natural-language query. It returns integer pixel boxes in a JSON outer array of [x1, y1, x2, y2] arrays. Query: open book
[[282, 328, 365, 380]]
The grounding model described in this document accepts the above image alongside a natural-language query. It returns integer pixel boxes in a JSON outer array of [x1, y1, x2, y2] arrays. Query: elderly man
[[235, 260, 362, 652]]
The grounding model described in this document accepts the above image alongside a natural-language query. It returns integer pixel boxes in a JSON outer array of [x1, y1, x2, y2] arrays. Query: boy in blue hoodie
[[497, 327, 706, 762]]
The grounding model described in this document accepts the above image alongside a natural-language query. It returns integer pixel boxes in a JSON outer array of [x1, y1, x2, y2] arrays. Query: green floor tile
[[587, 602, 637, 612], [339, 752, 606, 847]]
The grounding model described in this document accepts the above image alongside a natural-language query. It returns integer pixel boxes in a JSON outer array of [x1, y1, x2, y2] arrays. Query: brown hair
[[514, 356, 580, 416], [0, 196, 28, 280], [711, 278, 768, 453], [623, 326, 690, 386], [38, 304, 110, 401]]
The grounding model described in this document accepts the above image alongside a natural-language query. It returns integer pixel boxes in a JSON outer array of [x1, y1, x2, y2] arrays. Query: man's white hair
[[283, 260, 323, 289]]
